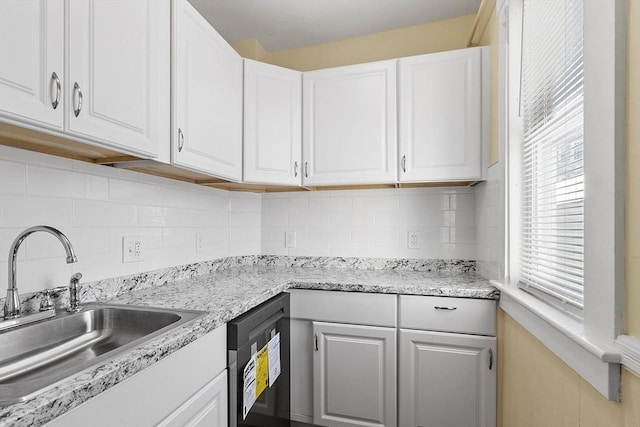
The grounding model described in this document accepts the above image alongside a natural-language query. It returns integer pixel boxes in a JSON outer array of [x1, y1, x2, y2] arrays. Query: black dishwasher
[[227, 293, 290, 427]]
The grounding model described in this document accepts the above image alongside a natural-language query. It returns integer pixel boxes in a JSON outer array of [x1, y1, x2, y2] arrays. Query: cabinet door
[[398, 48, 483, 182], [313, 321, 397, 427], [303, 61, 397, 186], [66, 0, 170, 158], [290, 318, 314, 424], [244, 59, 302, 186], [0, 0, 64, 130], [399, 329, 496, 427], [157, 370, 228, 427], [172, 0, 243, 181]]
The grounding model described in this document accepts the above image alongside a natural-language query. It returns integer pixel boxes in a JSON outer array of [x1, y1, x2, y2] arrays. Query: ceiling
[[188, 0, 482, 52]]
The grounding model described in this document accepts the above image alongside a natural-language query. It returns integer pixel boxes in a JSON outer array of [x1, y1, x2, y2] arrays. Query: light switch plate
[[196, 232, 205, 253], [285, 231, 296, 248]]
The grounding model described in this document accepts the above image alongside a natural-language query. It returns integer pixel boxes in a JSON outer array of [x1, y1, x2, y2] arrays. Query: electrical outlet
[[407, 230, 420, 249], [123, 236, 143, 263], [285, 231, 296, 248], [196, 232, 205, 253]]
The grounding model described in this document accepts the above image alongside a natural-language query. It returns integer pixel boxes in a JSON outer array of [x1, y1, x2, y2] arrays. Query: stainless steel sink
[[0, 303, 206, 405]]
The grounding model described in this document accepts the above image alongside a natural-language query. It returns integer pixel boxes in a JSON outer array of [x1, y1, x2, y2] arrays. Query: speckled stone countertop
[[0, 256, 498, 427]]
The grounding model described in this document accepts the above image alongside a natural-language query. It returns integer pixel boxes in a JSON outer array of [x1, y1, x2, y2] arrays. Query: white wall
[[0, 146, 261, 294], [475, 162, 505, 280], [261, 187, 477, 259]]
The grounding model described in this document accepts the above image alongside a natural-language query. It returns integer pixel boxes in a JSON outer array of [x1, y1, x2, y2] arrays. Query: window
[[499, 0, 627, 400], [518, 0, 585, 318]]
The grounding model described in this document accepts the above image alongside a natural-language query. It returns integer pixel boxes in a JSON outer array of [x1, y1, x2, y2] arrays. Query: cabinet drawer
[[399, 295, 495, 336], [288, 289, 397, 327]]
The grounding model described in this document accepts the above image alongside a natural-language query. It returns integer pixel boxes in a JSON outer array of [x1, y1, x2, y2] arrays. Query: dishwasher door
[[228, 293, 290, 427]]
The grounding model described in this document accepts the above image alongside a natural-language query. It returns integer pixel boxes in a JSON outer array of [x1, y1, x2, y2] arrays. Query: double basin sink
[[0, 303, 206, 406]]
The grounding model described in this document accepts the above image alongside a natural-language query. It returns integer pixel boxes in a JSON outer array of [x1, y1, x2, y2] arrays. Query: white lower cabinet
[[398, 329, 496, 427], [45, 325, 227, 427], [290, 290, 497, 427], [157, 370, 227, 427], [313, 322, 397, 427]]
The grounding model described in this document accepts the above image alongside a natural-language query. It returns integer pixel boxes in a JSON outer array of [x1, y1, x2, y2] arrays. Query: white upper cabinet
[[398, 47, 485, 182], [66, 0, 170, 158], [243, 59, 302, 186], [172, 0, 243, 181], [0, 0, 64, 130], [303, 60, 397, 186]]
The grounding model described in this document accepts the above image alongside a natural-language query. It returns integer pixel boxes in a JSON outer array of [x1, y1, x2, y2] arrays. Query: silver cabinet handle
[[50, 72, 61, 110], [73, 82, 83, 117], [488, 348, 493, 370], [434, 306, 457, 310], [401, 155, 407, 173], [304, 162, 309, 178], [177, 128, 185, 152], [294, 161, 298, 177]]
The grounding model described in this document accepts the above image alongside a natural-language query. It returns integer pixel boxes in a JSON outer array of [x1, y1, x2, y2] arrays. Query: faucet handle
[[39, 286, 68, 312], [68, 272, 83, 312]]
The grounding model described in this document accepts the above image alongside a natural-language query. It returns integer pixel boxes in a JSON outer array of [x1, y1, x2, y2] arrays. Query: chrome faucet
[[4, 226, 77, 320]]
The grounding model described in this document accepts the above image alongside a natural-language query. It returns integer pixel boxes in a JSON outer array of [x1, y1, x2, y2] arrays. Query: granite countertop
[[0, 257, 498, 427]]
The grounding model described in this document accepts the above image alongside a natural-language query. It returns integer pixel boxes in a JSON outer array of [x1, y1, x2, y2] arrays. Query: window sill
[[616, 335, 640, 377], [491, 280, 622, 400]]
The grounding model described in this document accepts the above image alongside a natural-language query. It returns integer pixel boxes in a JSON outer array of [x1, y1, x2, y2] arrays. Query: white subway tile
[[0, 228, 27, 261], [0, 256, 74, 294], [289, 240, 330, 257], [308, 226, 351, 242], [308, 197, 352, 212], [85, 175, 109, 200], [1, 195, 73, 227], [450, 226, 476, 244], [230, 226, 261, 242], [352, 195, 399, 212], [450, 193, 475, 211], [230, 212, 261, 227], [27, 165, 86, 199], [289, 212, 328, 227], [262, 213, 288, 228], [0, 145, 72, 170], [329, 241, 376, 257], [0, 161, 26, 195], [24, 227, 108, 259], [229, 197, 261, 212], [230, 240, 261, 256], [329, 211, 375, 227], [352, 227, 399, 242], [109, 179, 162, 205], [262, 240, 288, 255], [268, 197, 308, 213], [71, 200, 136, 228]]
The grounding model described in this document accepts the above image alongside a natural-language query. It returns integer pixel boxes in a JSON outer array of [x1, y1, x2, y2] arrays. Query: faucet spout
[[4, 226, 77, 319]]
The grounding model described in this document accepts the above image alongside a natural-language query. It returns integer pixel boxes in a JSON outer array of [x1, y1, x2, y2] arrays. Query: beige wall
[[232, 14, 475, 71], [478, 5, 499, 166], [626, 0, 640, 339], [498, 310, 640, 427], [496, 0, 640, 425]]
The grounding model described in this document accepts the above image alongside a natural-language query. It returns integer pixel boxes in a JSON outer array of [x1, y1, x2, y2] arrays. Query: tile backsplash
[[0, 146, 261, 294], [0, 145, 487, 295], [261, 187, 476, 259]]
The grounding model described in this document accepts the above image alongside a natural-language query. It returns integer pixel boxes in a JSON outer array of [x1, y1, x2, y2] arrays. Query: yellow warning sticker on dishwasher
[[255, 344, 269, 399]]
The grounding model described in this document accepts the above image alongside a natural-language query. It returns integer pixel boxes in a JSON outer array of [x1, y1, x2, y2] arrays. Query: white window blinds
[[519, 0, 585, 316]]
